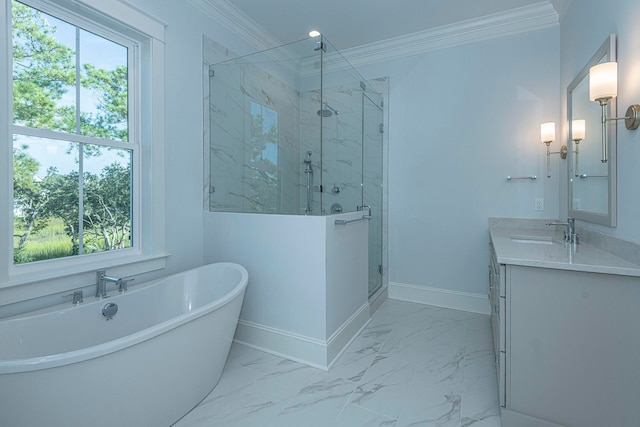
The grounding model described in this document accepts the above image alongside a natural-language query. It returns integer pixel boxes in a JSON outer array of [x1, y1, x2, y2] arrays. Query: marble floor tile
[[173, 390, 281, 427], [329, 322, 392, 382], [411, 348, 465, 393], [268, 375, 357, 427], [349, 355, 416, 418], [176, 299, 501, 427], [395, 383, 462, 427], [378, 323, 466, 369], [335, 404, 398, 426], [464, 317, 493, 354], [461, 415, 502, 427], [240, 357, 327, 404], [460, 350, 500, 423]]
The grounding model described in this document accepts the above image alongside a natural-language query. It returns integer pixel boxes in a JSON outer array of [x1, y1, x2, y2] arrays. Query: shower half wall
[[203, 36, 386, 368]]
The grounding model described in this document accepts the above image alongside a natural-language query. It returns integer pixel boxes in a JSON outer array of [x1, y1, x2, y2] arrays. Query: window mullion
[[76, 27, 84, 255]]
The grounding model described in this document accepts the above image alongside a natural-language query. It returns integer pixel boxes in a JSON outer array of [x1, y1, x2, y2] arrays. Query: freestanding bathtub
[[0, 262, 248, 427]]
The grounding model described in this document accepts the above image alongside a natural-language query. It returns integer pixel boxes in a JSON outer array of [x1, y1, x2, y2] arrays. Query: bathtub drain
[[102, 302, 118, 320]]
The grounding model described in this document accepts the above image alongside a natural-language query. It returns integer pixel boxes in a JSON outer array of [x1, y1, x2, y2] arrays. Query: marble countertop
[[490, 219, 640, 277]]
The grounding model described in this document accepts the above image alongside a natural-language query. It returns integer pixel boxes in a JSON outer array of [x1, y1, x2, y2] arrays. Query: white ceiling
[[226, 0, 564, 51]]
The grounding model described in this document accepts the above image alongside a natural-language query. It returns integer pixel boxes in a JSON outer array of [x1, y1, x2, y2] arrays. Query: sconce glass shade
[[589, 62, 618, 101], [541, 122, 556, 144], [572, 119, 586, 141]]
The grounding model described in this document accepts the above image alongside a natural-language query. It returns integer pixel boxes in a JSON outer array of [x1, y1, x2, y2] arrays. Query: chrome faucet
[[96, 270, 124, 298], [545, 217, 579, 244]]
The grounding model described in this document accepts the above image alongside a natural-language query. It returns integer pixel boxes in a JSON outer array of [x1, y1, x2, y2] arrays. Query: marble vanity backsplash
[[575, 226, 640, 267], [489, 217, 565, 241], [489, 217, 640, 267]]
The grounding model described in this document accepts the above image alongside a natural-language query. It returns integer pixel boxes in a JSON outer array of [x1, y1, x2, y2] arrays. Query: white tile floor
[[173, 300, 501, 427]]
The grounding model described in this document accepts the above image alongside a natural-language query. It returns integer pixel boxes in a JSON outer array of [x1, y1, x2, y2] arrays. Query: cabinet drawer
[[499, 295, 506, 353]]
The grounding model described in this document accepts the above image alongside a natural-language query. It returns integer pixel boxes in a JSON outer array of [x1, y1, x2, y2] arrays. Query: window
[[249, 100, 279, 212], [12, 1, 133, 264], [1, 0, 165, 297]]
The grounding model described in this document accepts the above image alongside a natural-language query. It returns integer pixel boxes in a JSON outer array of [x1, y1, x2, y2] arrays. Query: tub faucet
[[545, 217, 579, 244], [96, 270, 122, 298]]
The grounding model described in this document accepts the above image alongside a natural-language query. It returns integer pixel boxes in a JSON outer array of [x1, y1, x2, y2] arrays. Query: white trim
[[388, 282, 491, 315], [2, 0, 166, 306], [234, 320, 329, 370], [187, 0, 280, 52], [72, 0, 166, 41], [188, 1, 558, 68], [0, 0, 11, 284], [341, 3, 558, 67], [234, 302, 370, 370], [551, 0, 572, 21], [326, 302, 370, 367]]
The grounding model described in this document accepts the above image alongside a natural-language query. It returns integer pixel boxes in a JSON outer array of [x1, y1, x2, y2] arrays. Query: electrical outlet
[[535, 198, 544, 211]]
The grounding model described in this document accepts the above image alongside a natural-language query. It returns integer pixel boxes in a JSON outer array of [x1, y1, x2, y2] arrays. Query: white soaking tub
[[0, 262, 249, 427]]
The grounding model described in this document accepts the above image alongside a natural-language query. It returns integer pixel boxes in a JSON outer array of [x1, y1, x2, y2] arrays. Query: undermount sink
[[510, 235, 555, 245]]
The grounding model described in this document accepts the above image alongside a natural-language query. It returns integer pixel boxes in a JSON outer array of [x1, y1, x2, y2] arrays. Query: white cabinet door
[[508, 265, 640, 427]]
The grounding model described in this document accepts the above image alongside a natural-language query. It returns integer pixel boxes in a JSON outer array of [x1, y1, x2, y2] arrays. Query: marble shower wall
[[209, 58, 302, 214], [300, 80, 384, 294], [299, 82, 373, 216]]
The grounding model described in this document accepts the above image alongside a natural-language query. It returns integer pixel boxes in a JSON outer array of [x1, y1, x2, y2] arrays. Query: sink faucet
[[96, 270, 123, 298], [545, 217, 579, 244]]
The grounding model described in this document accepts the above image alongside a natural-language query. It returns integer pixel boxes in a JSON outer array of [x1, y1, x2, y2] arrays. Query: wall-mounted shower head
[[303, 151, 313, 165], [317, 103, 339, 117]]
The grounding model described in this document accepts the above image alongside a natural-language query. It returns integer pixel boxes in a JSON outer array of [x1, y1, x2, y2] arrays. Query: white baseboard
[[326, 303, 370, 369], [234, 302, 370, 370], [388, 282, 490, 315], [369, 285, 388, 316]]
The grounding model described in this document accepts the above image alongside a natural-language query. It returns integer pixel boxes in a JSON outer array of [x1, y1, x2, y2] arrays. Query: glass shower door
[[362, 92, 384, 297]]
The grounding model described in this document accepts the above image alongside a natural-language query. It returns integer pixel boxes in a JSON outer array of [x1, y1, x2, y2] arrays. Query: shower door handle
[[357, 205, 371, 217]]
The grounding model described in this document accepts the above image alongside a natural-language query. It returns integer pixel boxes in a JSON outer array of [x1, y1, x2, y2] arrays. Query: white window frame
[[0, 0, 167, 306]]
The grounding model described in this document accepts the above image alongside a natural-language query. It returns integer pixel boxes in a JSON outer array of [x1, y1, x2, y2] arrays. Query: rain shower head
[[317, 103, 338, 117]]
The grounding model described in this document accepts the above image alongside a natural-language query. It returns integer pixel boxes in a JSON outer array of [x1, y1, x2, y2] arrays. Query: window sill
[[0, 252, 170, 306]]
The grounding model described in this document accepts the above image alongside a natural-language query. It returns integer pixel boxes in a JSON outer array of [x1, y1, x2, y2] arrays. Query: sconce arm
[[606, 104, 640, 130]]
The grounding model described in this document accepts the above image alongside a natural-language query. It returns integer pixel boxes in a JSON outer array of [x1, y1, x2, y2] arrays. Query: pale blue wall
[[131, 2, 563, 298], [358, 28, 561, 295]]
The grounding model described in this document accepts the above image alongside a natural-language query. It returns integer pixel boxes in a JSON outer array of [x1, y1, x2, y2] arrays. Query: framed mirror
[[568, 34, 617, 226]]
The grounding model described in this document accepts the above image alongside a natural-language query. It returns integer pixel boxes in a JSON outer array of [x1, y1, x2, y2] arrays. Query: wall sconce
[[572, 119, 585, 176], [589, 61, 640, 163], [541, 122, 567, 178]]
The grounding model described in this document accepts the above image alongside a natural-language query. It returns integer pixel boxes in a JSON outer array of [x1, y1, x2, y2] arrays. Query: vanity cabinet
[[489, 242, 640, 427], [488, 242, 505, 407]]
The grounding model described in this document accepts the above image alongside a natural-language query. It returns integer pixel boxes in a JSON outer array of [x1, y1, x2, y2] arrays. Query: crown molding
[[187, 0, 280, 52], [189, 0, 559, 69], [341, 2, 559, 67], [551, 0, 572, 21]]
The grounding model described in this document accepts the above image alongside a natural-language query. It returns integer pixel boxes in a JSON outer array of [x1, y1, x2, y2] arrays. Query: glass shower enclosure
[[207, 36, 384, 297]]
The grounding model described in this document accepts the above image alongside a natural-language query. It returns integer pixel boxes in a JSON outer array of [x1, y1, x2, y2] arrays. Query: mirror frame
[[567, 34, 617, 226]]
